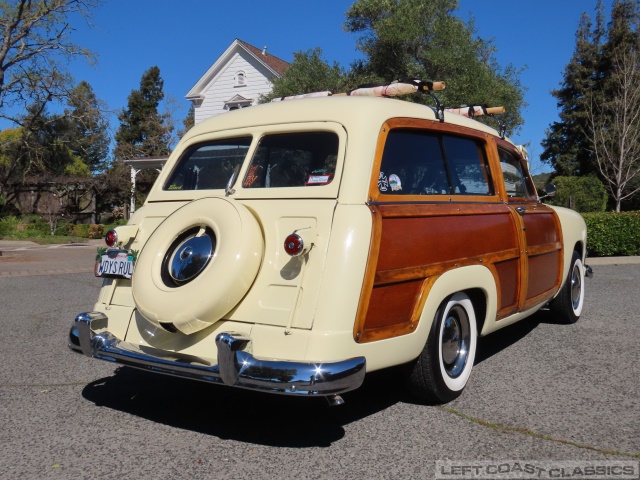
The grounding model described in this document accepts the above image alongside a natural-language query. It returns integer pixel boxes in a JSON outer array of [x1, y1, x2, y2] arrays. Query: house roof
[[236, 39, 289, 76], [185, 39, 289, 102]]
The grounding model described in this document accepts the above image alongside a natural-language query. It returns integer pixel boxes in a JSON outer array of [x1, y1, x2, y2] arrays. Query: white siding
[[194, 52, 276, 125]]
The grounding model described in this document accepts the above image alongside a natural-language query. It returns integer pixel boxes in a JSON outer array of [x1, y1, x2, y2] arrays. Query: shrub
[[583, 211, 640, 256], [72, 224, 90, 238], [88, 224, 104, 239], [0, 216, 19, 236], [70, 224, 104, 238], [56, 223, 73, 236], [547, 176, 607, 213]]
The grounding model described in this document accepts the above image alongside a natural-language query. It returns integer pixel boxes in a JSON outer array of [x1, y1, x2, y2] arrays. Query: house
[[185, 39, 289, 124]]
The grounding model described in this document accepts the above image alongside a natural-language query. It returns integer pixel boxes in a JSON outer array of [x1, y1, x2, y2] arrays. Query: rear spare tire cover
[[132, 197, 263, 335]]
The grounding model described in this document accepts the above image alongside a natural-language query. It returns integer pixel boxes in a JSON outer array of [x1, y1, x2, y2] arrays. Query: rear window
[[164, 137, 252, 191], [378, 130, 492, 195], [242, 132, 339, 188]]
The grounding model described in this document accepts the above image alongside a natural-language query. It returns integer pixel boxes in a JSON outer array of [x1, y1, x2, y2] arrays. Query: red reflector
[[105, 229, 118, 247], [284, 233, 304, 256]]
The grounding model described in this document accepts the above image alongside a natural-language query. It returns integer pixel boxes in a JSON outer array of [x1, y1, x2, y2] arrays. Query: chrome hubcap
[[169, 230, 214, 284], [570, 263, 582, 310], [441, 305, 470, 378]]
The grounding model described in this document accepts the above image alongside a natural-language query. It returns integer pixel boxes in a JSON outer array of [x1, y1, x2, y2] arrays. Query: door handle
[[515, 206, 526, 216]]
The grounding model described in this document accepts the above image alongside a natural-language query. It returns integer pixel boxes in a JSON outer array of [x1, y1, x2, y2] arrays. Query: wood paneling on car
[[354, 203, 521, 343], [354, 118, 563, 343]]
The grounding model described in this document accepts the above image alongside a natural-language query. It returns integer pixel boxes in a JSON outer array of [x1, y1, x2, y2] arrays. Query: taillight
[[284, 233, 305, 256], [105, 229, 118, 248]]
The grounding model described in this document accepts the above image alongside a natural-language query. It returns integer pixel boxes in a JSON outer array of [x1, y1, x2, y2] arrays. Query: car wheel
[[550, 250, 585, 324], [406, 292, 478, 404]]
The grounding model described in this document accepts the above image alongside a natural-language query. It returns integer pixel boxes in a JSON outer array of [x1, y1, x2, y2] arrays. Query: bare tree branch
[[0, 0, 100, 121], [586, 43, 640, 211]]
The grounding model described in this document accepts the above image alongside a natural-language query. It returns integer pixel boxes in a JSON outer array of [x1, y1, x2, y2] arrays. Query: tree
[[343, 0, 526, 132], [111, 66, 173, 211], [262, 48, 350, 102], [179, 103, 194, 137], [60, 80, 110, 173], [0, 0, 99, 123], [114, 66, 172, 160], [0, 98, 96, 201], [541, 0, 640, 210], [541, 4, 605, 176], [0, 126, 25, 188], [586, 43, 640, 212]]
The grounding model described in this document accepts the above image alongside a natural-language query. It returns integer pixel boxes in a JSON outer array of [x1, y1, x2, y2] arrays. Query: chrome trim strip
[[69, 312, 366, 397]]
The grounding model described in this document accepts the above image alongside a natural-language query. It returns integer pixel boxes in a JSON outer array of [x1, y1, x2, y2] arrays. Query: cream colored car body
[[76, 96, 588, 399]]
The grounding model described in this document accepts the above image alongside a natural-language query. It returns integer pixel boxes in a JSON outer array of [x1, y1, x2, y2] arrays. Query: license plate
[[95, 249, 137, 279]]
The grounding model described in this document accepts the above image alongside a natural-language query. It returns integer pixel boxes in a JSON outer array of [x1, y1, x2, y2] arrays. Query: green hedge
[[583, 211, 640, 256]]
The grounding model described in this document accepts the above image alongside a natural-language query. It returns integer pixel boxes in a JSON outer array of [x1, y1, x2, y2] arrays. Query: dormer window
[[236, 71, 246, 87]]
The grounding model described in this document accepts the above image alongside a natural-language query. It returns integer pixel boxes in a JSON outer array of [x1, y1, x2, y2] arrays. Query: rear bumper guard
[[69, 312, 366, 397]]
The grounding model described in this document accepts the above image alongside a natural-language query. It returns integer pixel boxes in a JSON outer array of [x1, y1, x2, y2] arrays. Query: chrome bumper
[[69, 312, 366, 397]]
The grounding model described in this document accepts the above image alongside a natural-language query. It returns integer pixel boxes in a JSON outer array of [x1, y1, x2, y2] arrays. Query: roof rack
[[272, 79, 448, 121], [271, 79, 508, 135], [271, 79, 445, 102]]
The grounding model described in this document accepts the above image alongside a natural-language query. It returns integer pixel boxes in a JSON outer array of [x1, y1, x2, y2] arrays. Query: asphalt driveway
[[0, 243, 638, 479]]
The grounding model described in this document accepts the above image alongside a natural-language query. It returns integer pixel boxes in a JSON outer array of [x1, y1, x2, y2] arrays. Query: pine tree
[[178, 104, 195, 138], [540, 4, 604, 176], [114, 66, 172, 160], [61, 81, 110, 173]]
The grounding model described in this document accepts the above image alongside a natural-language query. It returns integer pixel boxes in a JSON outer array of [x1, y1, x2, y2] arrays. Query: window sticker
[[389, 174, 402, 191], [378, 172, 389, 192], [243, 165, 262, 187], [306, 174, 332, 185]]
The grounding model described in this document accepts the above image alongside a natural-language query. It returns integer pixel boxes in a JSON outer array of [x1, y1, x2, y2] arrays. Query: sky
[[50, 0, 613, 173]]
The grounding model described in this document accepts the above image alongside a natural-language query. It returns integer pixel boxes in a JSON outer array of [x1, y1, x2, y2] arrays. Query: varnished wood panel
[[359, 280, 424, 342], [523, 210, 561, 246], [353, 117, 563, 343], [494, 259, 519, 311], [354, 202, 522, 343], [519, 205, 563, 305], [376, 210, 518, 271], [527, 251, 562, 299]]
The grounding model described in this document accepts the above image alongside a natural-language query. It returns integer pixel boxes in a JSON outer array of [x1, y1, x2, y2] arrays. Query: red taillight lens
[[105, 229, 118, 248], [284, 233, 304, 256]]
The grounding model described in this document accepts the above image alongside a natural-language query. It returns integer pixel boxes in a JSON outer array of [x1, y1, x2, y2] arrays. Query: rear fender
[[357, 265, 497, 371]]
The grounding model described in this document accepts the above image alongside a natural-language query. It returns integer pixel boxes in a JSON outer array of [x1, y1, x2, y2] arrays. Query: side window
[[242, 132, 338, 188], [443, 136, 492, 195], [378, 129, 492, 195], [379, 130, 448, 194], [499, 148, 536, 199]]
